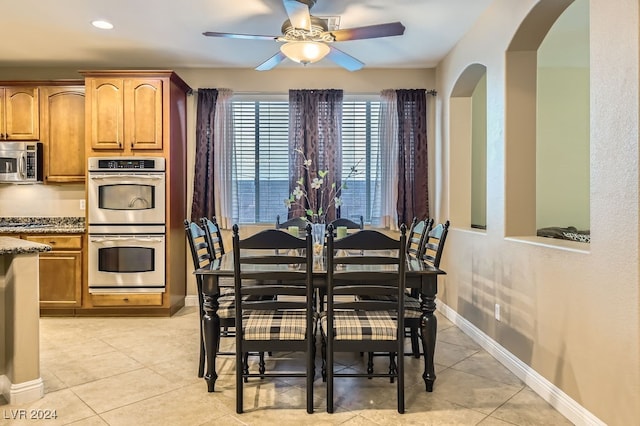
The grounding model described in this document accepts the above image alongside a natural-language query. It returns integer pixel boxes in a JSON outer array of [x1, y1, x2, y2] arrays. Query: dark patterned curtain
[[190, 89, 218, 222], [396, 89, 429, 225], [288, 89, 343, 223]]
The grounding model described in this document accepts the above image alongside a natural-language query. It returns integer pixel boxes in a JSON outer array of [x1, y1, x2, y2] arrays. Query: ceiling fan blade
[[283, 0, 312, 31], [255, 51, 288, 71], [203, 31, 277, 41], [327, 21, 405, 42], [327, 46, 364, 72]]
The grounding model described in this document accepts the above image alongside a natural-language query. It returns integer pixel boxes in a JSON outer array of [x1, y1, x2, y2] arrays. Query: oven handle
[[89, 174, 164, 181], [90, 236, 165, 243]]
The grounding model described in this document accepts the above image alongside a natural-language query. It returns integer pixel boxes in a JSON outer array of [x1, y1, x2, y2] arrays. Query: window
[[231, 99, 381, 224], [232, 101, 289, 223], [340, 101, 380, 223]]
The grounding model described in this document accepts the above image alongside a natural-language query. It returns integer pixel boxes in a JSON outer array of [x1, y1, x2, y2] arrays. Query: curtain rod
[[190, 89, 438, 96]]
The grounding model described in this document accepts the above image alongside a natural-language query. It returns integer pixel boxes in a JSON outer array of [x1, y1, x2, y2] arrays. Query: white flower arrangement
[[284, 148, 359, 224]]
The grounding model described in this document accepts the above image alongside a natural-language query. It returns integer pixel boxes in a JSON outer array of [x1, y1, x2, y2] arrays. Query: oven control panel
[[88, 157, 165, 172]]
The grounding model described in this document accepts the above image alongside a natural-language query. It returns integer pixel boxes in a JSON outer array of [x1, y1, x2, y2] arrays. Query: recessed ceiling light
[[91, 20, 114, 30]]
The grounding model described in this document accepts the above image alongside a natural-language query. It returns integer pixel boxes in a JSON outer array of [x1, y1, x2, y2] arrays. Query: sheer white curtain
[[213, 88, 234, 229], [373, 89, 399, 230]]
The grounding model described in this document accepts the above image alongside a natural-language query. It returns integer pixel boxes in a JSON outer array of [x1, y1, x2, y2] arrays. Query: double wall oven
[[87, 157, 166, 293]]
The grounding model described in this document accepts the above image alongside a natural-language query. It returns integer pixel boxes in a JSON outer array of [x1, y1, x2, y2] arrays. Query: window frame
[[230, 93, 381, 225]]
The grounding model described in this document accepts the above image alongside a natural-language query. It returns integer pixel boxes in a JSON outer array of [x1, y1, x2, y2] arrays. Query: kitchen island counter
[[0, 236, 52, 254], [1, 236, 50, 404]]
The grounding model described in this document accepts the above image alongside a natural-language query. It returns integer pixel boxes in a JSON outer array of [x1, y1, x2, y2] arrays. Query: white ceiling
[[0, 0, 494, 70]]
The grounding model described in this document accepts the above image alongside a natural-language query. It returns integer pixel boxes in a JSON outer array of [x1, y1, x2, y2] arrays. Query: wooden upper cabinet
[[86, 76, 163, 152], [88, 78, 124, 150], [0, 86, 39, 140], [40, 86, 85, 182], [125, 79, 163, 150]]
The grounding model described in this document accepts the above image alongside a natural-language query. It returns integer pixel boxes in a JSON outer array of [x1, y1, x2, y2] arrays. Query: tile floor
[[0, 307, 573, 425]]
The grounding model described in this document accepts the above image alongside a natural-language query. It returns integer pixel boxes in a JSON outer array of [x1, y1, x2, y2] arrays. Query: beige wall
[[436, 0, 639, 425], [536, 67, 590, 229], [471, 73, 487, 228], [0, 184, 85, 217]]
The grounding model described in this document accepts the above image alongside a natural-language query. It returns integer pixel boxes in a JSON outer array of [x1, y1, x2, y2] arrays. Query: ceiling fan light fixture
[[280, 41, 330, 65]]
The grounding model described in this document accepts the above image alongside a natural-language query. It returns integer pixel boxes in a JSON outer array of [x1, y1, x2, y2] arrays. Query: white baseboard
[[0, 375, 7, 402], [437, 302, 605, 426], [184, 295, 199, 307], [0, 375, 44, 405]]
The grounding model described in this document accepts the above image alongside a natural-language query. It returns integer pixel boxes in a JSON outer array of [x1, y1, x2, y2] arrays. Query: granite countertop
[[0, 217, 85, 234], [0, 236, 52, 255]]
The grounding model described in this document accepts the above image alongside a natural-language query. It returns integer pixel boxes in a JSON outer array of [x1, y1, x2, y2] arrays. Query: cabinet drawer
[[24, 235, 82, 249], [91, 293, 163, 307]]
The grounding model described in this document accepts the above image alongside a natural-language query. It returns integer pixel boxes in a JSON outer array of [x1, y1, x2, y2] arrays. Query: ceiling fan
[[203, 0, 405, 71]]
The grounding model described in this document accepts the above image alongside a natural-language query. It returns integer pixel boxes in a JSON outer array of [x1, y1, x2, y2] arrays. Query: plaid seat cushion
[[404, 295, 421, 318], [216, 294, 278, 319], [217, 295, 236, 318], [242, 310, 314, 341], [218, 286, 235, 297], [358, 294, 422, 319], [218, 276, 236, 287], [320, 310, 398, 341]]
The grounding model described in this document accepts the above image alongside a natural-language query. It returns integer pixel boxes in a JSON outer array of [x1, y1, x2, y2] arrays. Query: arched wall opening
[[449, 63, 487, 230], [505, 0, 590, 238]]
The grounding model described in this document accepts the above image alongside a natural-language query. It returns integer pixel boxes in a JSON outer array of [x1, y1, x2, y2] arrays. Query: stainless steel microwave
[[0, 141, 43, 183]]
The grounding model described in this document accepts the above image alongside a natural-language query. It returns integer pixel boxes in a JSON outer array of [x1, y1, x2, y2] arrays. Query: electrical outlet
[[494, 304, 501, 321], [79, 199, 85, 210]]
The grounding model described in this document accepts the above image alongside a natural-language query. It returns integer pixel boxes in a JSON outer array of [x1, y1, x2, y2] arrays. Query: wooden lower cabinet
[[90, 293, 163, 307], [24, 235, 83, 309]]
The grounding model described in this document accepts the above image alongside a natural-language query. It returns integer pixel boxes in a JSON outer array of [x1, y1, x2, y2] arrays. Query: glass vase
[[311, 223, 326, 267]]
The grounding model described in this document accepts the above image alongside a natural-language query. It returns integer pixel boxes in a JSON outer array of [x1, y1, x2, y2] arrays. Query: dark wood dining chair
[[201, 217, 236, 340], [275, 215, 309, 254], [360, 217, 433, 358], [401, 220, 451, 357], [328, 215, 364, 234], [321, 224, 407, 414], [422, 220, 450, 267], [184, 219, 215, 377], [201, 216, 225, 260], [404, 217, 433, 356], [187, 219, 256, 377], [406, 217, 433, 258], [275, 214, 309, 235], [232, 224, 316, 414]]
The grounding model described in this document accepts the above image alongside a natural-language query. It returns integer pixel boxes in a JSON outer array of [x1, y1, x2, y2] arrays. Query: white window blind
[[340, 101, 381, 223], [232, 101, 289, 223]]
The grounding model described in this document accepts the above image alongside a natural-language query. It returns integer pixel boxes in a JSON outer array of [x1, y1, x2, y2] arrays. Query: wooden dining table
[[194, 251, 446, 393]]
